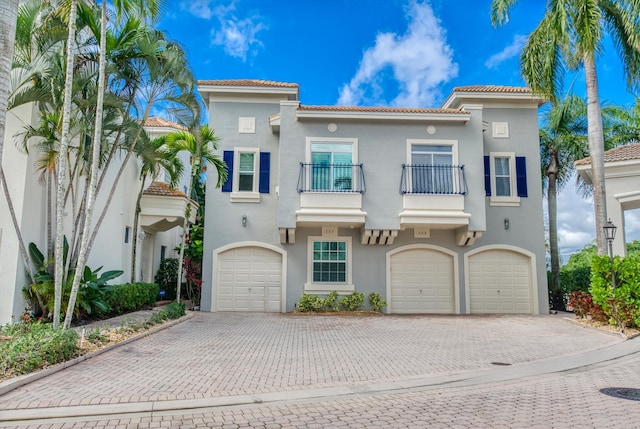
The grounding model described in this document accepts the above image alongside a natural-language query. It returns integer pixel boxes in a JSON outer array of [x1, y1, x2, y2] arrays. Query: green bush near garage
[[104, 283, 160, 315]]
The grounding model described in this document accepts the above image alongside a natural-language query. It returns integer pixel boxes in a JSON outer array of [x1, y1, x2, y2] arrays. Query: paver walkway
[[0, 312, 637, 428]]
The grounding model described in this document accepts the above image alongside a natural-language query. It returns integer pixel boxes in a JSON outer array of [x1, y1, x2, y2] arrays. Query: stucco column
[[607, 195, 626, 257]]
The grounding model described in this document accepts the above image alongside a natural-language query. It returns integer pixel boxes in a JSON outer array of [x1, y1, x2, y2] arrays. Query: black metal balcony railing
[[298, 163, 366, 193], [400, 164, 468, 195]]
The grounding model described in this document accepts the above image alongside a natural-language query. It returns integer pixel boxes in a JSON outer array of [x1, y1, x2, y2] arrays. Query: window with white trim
[[305, 236, 354, 293], [221, 148, 271, 202], [304, 137, 358, 193], [489, 152, 520, 206]]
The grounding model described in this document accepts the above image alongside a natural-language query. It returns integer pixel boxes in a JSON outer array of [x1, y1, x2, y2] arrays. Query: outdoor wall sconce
[[504, 218, 510, 230], [242, 215, 247, 227]]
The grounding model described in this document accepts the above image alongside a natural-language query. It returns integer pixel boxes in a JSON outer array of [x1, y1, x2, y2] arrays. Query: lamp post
[[603, 219, 617, 289]]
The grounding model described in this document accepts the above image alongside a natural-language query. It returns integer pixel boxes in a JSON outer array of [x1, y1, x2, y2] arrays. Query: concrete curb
[[563, 316, 629, 339], [2, 334, 639, 424], [0, 313, 194, 397]]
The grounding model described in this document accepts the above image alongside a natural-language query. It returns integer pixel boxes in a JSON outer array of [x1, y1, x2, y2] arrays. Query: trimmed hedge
[[104, 283, 159, 315]]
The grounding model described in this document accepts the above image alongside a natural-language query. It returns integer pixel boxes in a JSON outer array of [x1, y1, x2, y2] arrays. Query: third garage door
[[390, 248, 455, 313]]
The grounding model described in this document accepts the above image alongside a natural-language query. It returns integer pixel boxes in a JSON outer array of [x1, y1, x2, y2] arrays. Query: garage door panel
[[390, 248, 455, 314], [468, 249, 532, 314], [216, 246, 282, 312]]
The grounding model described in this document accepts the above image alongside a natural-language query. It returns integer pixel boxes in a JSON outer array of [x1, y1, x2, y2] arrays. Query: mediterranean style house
[[0, 105, 193, 324], [576, 143, 640, 256], [198, 79, 549, 314]]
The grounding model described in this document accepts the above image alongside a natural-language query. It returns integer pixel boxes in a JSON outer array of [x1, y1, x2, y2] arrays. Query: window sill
[[489, 196, 520, 207], [304, 283, 355, 294], [230, 192, 260, 203]]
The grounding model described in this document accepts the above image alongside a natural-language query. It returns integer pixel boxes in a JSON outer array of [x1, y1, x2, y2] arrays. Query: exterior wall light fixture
[[504, 218, 510, 230], [242, 215, 247, 227]]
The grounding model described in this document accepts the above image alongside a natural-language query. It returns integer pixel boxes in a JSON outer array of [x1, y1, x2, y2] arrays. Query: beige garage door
[[390, 248, 454, 313], [216, 246, 282, 312], [468, 249, 532, 313]]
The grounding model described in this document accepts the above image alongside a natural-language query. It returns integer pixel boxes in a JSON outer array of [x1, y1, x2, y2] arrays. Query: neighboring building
[[0, 111, 193, 323], [576, 143, 640, 256], [199, 80, 549, 314]]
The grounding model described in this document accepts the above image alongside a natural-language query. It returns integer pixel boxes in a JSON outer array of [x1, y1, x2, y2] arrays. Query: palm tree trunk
[[87, 102, 153, 253], [547, 151, 563, 310], [583, 53, 608, 255], [131, 176, 147, 283], [0, 0, 18, 170], [54, 0, 78, 328], [64, 2, 108, 329]]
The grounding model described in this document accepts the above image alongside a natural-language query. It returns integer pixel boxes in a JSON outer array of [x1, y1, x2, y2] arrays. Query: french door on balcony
[[310, 142, 354, 191], [410, 144, 454, 194]]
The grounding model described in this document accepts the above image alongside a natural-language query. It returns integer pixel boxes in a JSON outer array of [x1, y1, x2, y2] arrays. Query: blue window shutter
[[259, 152, 270, 194], [516, 156, 528, 197], [483, 156, 491, 196], [222, 151, 233, 192]]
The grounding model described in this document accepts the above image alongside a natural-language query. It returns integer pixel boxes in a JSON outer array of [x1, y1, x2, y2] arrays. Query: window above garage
[[221, 148, 271, 203]]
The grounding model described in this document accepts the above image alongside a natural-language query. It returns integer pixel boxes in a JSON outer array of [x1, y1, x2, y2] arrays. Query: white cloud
[[180, 0, 214, 20], [337, 0, 458, 107], [485, 34, 527, 70], [180, 1, 266, 61]]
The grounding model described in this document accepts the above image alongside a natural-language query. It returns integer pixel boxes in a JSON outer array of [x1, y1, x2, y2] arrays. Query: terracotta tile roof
[[575, 143, 640, 166], [451, 85, 532, 94], [143, 181, 187, 198], [298, 105, 467, 115], [197, 79, 299, 89], [143, 117, 187, 130]]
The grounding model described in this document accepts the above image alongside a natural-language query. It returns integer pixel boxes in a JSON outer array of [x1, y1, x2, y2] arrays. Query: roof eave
[[296, 110, 470, 123], [441, 92, 547, 109]]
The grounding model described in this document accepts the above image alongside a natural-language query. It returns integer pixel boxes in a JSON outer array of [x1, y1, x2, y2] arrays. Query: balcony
[[398, 164, 471, 229], [140, 182, 197, 232], [295, 163, 367, 227]]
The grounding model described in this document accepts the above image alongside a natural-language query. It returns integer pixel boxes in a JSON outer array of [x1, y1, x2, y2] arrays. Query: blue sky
[[160, 0, 640, 259]]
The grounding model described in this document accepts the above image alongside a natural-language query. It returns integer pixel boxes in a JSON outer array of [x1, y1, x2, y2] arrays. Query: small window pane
[[238, 173, 254, 191], [494, 157, 510, 175], [239, 153, 254, 170], [496, 177, 511, 196]]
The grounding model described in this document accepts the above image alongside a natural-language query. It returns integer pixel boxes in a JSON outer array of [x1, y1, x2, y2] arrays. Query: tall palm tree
[[540, 95, 588, 310], [491, 0, 640, 255], [0, 0, 19, 170], [130, 133, 184, 283], [53, 0, 79, 328], [165, 125, 227, 302], [64, 0, 169, 328]]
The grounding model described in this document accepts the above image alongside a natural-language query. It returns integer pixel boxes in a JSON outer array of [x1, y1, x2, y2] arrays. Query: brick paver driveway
[[0, 312, 621, 412]]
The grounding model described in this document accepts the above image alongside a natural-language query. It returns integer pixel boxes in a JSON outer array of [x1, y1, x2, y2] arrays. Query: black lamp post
[[603, 219, 617, 289]]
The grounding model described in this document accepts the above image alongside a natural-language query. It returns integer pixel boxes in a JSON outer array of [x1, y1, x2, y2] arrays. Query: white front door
[[390, 248, 455, 313]]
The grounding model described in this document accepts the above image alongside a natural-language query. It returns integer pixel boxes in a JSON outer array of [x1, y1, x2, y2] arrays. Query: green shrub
[[155, 259, 179, 300], [338, 292, 365, 311], [105, 283, 159, 315], [368, 293, 387, 312], [296, 292, 338, 312], [590, 255, 640, 331], [0, 323, 78, 376], [147, 301, 186, 326], [296, 293, 325, 312]]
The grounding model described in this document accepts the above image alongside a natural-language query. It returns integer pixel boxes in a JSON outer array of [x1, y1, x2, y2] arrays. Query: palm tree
[[130, 133, 184, 283], [540, 95, 588, 310], [53, 0, 79, 328], [491, 0, 640, 255], [165, 125, 227, 302], [0, 0, 19, 170]]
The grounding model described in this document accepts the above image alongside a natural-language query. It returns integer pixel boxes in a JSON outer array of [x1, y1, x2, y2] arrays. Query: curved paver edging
[[2, 334, 639, 424], [0, 313, 194, 397], [563, 317, 630, 339]]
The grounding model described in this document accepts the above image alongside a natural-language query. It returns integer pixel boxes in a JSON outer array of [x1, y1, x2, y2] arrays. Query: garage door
[[390, 248, 455, 313], [216, 246, 282, 312], [468, 249, 531, 313]]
